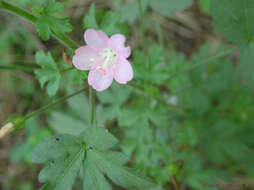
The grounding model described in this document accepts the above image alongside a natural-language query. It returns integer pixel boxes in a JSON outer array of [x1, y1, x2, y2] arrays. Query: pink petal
[[88, 68, 113, 91], [72, 46, 98, 70], [109, 34, 131, 58], [114, 58, 133, 84], [119, 46, 131, 58], [84, 29, 109, 50]]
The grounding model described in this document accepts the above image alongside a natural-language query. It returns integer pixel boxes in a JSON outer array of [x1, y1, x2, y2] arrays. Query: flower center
[[99, 48, 117, 69]]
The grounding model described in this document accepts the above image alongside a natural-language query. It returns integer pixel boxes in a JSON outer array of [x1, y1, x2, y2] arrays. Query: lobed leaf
[[83, 151, 112, 190], [34, 51, 61, 96], [148, 0, 193, 18], [82, 126, 118, 151], [89, 150, 155, 189], [30, 135, 85, 190], [49, 112, 87, 136], [211, 0, 254, 44], [34, 0, 72, 40], [83, 3, 99, 30], [234, 43, 254, 89]]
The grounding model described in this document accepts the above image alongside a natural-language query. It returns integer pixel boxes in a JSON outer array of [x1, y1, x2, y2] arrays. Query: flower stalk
[[89, 87, 95, 126]]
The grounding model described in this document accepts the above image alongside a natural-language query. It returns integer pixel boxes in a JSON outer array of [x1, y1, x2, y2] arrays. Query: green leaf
[[44, 0, 64, 14], [89, 150, 155, 189], [67, 92, 89, 121], [95, 105, 119, 124], [82, 126, 118, 151], [83, 152, 112, 190], [10, 117, 51, 163], [48, 17, 72, 36], [82, 126, 153, 190], [30, 135, 85, 190], [83, 3, 99, 30], [234, 43, 254, 88], [31, 129, 153, 190], [34, 51, 61, 96], [97, 83, 130, 105], [120, 0, 150, 24], [211, 0, 254, 44], [35, 17, 51, 40], [148, 0, 193, 18], [67, 69, 87, 87], [49, 92, 89, 135], [182, 88, 210, 116], [49, 112, 87, 136], [95, 83, 131, 124], [34, 0, 72, 40], [101, 151, 129, 165], [202, 59, 233, 94], [134, 44, 170, 85], [83, 5, 127, 35], [101, 11, 121, 35], [119, 0, 139, 24]]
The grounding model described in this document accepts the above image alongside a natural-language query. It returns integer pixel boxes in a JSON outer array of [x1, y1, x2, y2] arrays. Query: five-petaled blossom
[[72, 29, 133, 91]]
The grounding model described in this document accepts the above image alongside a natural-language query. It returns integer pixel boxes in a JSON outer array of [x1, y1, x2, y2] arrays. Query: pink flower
[[72, 29, 133, 91]]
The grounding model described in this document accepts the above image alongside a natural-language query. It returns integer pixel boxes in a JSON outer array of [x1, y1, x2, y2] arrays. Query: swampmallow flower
[[72, 29, 133, 91]]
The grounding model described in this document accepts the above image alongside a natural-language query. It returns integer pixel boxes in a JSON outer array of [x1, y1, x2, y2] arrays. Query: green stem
[[60, 67, 75, 73], [168, 47, 237, 80], [0, 0, 36, 22], [0, 87, 88, 138], [52, 32, 78, 51], [0, 65, 35, 72], [0, 1, 78, 51], [23, 87, 88, 121], [11, 61, 39, 68], [89, 87, 95, 126], [0, 64, 74, 73]]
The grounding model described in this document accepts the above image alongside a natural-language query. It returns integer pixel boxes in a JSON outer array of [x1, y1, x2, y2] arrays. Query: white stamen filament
[[98, 48, 117, 70]]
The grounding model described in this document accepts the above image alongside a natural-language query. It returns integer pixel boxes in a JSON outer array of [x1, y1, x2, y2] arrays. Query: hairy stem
[[0, 64, 75, 74], [0, 65, 35, 72], [24, 87, 88, 121], [89, 87, 95, 126], [0, 1, 78, 51], [0, 0, 36, 22], [168, 47, 237, 80], [0, 87, 88, 139]]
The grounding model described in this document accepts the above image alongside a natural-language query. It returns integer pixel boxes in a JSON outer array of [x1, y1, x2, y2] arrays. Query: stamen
[[99, 48, 117, 70]]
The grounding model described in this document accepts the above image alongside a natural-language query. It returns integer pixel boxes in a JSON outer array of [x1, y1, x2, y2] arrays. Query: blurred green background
[[0, 0, 254, 190]]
